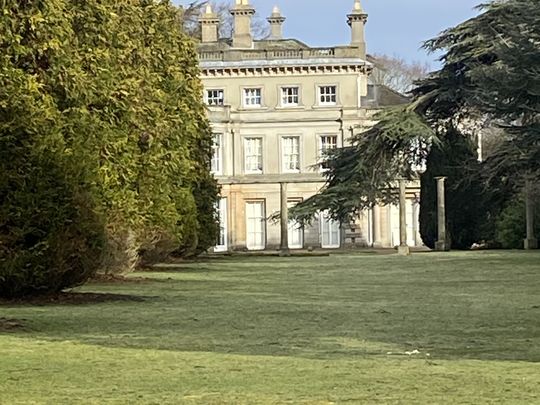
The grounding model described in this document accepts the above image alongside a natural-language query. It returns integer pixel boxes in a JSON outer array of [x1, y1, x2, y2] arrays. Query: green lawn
[[1, 251, 540, 404]]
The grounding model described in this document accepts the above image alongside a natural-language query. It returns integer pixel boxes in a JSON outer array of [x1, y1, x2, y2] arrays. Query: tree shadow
[[0, 317, 26, 332], [2, 253, 540, 363], [0, 292, 153, 307]]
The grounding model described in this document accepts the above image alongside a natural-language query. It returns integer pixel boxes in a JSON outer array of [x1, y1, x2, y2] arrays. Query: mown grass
[[1, 251, 540, 404]]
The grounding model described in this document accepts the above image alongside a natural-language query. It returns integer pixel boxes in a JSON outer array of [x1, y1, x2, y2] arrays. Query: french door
[[215, 198, 228, 252], [288, 201, 303, 249], [246, 201, 266, 250], [320, 211, 340, 248]]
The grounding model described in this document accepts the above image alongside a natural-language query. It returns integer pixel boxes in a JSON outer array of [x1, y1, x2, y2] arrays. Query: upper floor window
[[319, 135, 338, 170], [211, 133, 223, 175], [281, 87, 299, 106], [318, 85, 337, 105], [206, 89, 224, 106], [282, 136, 300, 173], [243, 88, 262, 108], [244, 137, 263, 173]]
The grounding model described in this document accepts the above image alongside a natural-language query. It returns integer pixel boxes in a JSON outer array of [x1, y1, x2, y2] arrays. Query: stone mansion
[[197, 0, 421, 252]]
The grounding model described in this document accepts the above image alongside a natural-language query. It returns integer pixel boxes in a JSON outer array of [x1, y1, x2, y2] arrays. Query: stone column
[[524, 179, 538, 250], [372, 205, 382, 248], [279, 182, 290, 256], [398, 179, 410, 256], [435, 176, 449, 251], [412, 196, 420, 246]]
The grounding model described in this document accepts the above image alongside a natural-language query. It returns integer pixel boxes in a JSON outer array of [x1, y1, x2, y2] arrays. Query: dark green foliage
[[0, 0, 105, 297], [291, 108, 434, 223], [189, 174, 220, 256], [292, 0, 539, 239], [414, 0, 540, 248], [419, 128, 488, 249], [419, 0, 540, 181], [0, 153, 105, 298], [495, 198, 540, 249]]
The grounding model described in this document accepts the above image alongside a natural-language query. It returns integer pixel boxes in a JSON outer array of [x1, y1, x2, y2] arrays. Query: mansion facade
[[198, 0, 422, 252]]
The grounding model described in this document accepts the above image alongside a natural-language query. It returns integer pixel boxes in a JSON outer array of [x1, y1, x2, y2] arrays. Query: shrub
[[0, 151, 105, 298], [495, 197, 540, 249], [0, 0, 105, 297]]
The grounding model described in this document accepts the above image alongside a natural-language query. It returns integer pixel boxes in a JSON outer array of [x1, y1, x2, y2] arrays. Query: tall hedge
[[0, 0, 105, 297], [1, 0, 218, 296], [420, 127, 489, 249], [66, 0, 219, 271]]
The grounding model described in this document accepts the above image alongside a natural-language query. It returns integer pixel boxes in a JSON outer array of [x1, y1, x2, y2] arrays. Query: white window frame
[[246, 200, 266, 250], [281, 136, 300, 173], [288, 200, 303, 249], [280, 86, 299, 107], [211, 133, 223, 175], [215, 198, 228, 252], [320, 211, 340, 248], [243, 88, 262, 108], [319, 135, 338, 156], [319, 135, 338, 171], [318, 85, 337, 106], [205, 89, 224, 106], [244, 137, 263, 174]]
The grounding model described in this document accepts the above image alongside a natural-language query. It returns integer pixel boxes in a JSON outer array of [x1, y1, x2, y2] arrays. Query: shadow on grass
[[0, 292, 153, 307], [0, 317, 26, 332], [2, 252, 540, 363]]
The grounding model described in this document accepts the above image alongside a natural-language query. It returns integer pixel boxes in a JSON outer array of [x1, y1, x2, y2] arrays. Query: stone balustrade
[[198, 46, 365, 62]]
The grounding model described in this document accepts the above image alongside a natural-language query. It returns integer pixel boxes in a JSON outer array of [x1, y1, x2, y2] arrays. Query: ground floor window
[[288, 200, 303, 249], [320, 211, 340, 248], [389, 199, 420, 247], [246, 200, 266, 250], [215, 198, 228, 252]]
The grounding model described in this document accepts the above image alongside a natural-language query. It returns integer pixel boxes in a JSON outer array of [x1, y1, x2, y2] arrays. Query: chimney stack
[[199, 4, 220, 43], [231, 0, 256, 48], [267, 6, 286, 40], [347, 0, 368, 58]]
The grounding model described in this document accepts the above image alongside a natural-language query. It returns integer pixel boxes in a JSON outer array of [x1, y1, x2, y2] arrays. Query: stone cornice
[[200, 60, 371, 77], [347, 14, 368, 24], [230, 9, 256, 16]]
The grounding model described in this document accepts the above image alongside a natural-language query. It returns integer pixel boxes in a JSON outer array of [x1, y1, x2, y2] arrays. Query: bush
[[0, 0, 105, 297], [0, 152, 105, 298], [495, 197, 540, 249]]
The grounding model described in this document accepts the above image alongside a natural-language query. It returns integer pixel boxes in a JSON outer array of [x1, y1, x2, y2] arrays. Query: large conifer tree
[[290, 0, 539, 248]]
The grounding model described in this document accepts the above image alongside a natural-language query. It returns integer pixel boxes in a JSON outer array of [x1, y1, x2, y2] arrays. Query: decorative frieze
[[201, 63, 371, 78]]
